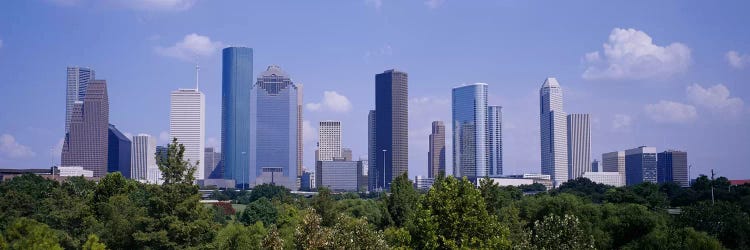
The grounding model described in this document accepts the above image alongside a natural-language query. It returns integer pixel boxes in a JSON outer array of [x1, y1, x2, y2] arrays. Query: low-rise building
[[582, 171, 625, 187]]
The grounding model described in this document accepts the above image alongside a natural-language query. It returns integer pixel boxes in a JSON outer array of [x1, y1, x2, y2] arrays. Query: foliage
[[213, 222, 266, 250], [247, 183, 291, 204], [262, 226, 284, 250], [158, 137, 197, 185], [678, 201, 750, 249], [384, 227, 411, 249], [82, 234, 107, 250], [555, 177, 612, 203], [2, 217, 63, 250], [531, 214, 595, 249], [622, 227, 724, 250], [386, 173, 419, 228], [329, 214, 387, 250], [239, 197, 278, 226], [295, 208, 330, 250], [311, 187, 336, 227]]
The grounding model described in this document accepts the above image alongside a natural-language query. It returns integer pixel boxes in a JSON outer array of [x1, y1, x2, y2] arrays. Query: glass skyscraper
[[452, 83, 488, 179], [66, 67, 95, 133], [250, 65, 300, 190], [540, 78, 568, 187], [658, 150, 688, 187], [374, 69, 408, 190], [625, 146, 657, 185], [487, 106, 503, 176], [222, 47, 253, 188], [107, 124, 131, 178]]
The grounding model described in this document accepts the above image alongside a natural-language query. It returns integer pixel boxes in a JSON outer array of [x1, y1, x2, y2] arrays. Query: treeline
[[0, 140, 748, 249]]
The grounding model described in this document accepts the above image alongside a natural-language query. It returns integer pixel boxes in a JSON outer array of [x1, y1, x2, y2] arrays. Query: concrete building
[[625, 146, 657, 185], [131, 134, 156, 180], [61, 80, 109, 177], [658, 150, 689, 187], [170, 88, 205, 180], [318, 121, 342, 161], [487, 106, 503, 176], [583, 171, 624, 187], [357, 159, 368, 192], [602, 151, 625, 185], [316, 159, 358, 192], [374, 69, 409, 190], [452, 83, 488, 180], [567, 114, 591, 180], [539, 78, 568, 187], [483, 174, 554, 191], [108, 124, 131, 178], [57, 166, 94, 177], [428, 121, 446, 178], [342, 148, 353, 161]]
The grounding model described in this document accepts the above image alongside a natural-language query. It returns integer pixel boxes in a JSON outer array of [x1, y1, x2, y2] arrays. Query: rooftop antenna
[[195, 63, 200, 91]]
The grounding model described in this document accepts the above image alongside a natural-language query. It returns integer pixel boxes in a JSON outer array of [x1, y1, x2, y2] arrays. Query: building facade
[[131, 134, 156, 180], [625, 146, 657, 185], [318, 121, 342, 161], [658, 150, 689, 187], [487, 106, 503, 176], [602, 151, 625, 184], [61, 80, 109, 177], [170, 88, 205, 180], [367, 110, 377, 191], [415, 176, 435, 190], [222, 47, 253, 188], [107, 124, 131, 178], [342, 148, 353, 161], [250, 65, 299, 190], [428, 121, 446, 178], [452, 83, 489, 180], [316, 159, 358, 192], [66, 67, 95, 133], [567, 113, 591, 180], [539, 78, 568, 187], [57, 166, 94, 178], [591, 159, 600, 172], [582, 171, 624, 187], [374, 69, 409, 190], [204, 147, 222, 179]]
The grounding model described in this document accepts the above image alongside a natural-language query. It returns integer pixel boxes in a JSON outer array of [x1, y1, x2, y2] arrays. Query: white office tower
[[318, 121, 342, 161], [170, 88, 205, 180], [567, 114, 591, 180], [539, 78, 568, 187], [131, 134, 156, 180], [602, 151, 626, 184], [147, 166, 163, 185]]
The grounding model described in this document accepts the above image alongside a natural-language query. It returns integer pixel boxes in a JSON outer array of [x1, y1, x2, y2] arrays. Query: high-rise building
[[66, 67, 95, 133], [415, 176, 435, 190], [452, 83, 488, 180], [250, 65, 300, 190], [316, 158, 358, 192], [357, 159, 368, 192], [204, 147, 222, 179], [658, 150, 689, 187], [170, 88, 205, 180], [625, 146, 657, 185], [567, 114, 591, 180], [591, 159, 600, 172], [342, 148, 353, 161], [428, 121, 446, 178], [318, 121, 342, 161], [539, 78, 568, 187], [61, 80, 109, 177], [487, 106, 503, 176], [602, 151, 626, 184], [131, 134, 156, 180], [297, 85, 304, 180], [374, 69, 409, 190], [222, 47, 253, 188], [367, 110, 377, 191], [300, 170, 313, 191], [107, 124, 131, 178]]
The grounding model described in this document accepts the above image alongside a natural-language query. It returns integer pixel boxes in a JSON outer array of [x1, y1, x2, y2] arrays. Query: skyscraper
[[107, 124, 131, 178], [297, 84, 304, 180], [342, 148, 353, 161], [487, 106, 503, 176], [131, 134, 156, 180], [567, 114, 591, 180], [625, 146, 657, 185], [374, 69, 408, 190], [170, 88, 205, 180], [222, 47, 253, 188], [591, 159, 600, 172], [428, 121, 446, 178], [368, 110, 377, 191], [539, 78, 568, 187], [61, 80, 109, 177], [602, 151, 625, 184], [250, 65, 300, 189], [452, 83, 488, 180], [66, 67, 95, 133], [318, 121, 342, 161], [658, 150, 689, 187], [204, 147, 222, 179]]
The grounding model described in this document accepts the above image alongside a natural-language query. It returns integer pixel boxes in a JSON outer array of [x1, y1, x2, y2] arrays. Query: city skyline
[[1, 1, 749, 180]]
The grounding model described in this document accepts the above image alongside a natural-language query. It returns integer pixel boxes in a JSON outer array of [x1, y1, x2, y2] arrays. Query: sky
[[0, 0, 749, 180]]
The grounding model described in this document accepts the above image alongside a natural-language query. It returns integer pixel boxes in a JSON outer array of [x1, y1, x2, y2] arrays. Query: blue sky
[[1, 0, 749, 179]]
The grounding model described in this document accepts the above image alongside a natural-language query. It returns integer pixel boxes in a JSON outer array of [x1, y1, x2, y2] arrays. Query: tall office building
[[107, 124, 131, 178], [625, 146, 657, 185], [428, 121, 446, 178], [602, 151, 626, 184], [567, 114, 591, 180], [222, 47, 253, 188], [591, 159, 600, 172], [250, 65, 300, 189], [131, 134, 156, 180], [318, 121, 342, 161], [487, 106, 503, 176], [374, 69, 408, 190], [296, 85, 304, 179], [658, 150, 689, 187], [66, 67, 95, 133], [61, 80, 109, 177], [452, 83, 488, 179], [204, 147, 222, 179], [367, 110, 377, 191], [342, 148, 353, 161], [170, 88, 205, 180], [539, 78, 568, 187]]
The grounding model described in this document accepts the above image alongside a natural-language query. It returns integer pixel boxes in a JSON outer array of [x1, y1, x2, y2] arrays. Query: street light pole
[[382, 149, 387, 191]]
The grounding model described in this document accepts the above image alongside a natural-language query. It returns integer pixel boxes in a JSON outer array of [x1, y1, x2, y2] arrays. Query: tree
[[295, 208, 330, 250], [601, 203, 665, 248], [532, 214, 595, 250], [248, 183, 291, 204], [2, 217, 63, 250], [555, 177, 612, 203], [239, 197, 278, 226], [213, 222, 266, 250], [82, 234, 106, 250], [678, 201, 750, 249], [262, 226, 284, 250], [384, 227, 411, 249], [311, 187, 336, 227], [329, 214, 387, 250], [386, 173, 419, 227], [158, 137, 197, 185], [622, 227, 723, 250]]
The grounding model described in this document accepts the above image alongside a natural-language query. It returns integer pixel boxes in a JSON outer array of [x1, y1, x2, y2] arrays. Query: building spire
[[195, 63, 200, 91]]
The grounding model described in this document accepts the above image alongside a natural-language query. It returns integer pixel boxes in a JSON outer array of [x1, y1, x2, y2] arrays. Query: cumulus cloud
[[612, 114, 632, 130], [582, 28, 691, 80], [306, 91, 352, 113], [0, 134, 36, 159], [155, 33, 223, 62], [725, 51, 750, 69], [425, 0, 445, 9], [302, 120, 316, 143], [687, 83, 744, 117], [644, 101, 697, 123]]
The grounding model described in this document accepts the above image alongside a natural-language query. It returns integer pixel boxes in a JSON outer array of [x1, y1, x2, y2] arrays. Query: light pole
[[382, 149, 387, 191]]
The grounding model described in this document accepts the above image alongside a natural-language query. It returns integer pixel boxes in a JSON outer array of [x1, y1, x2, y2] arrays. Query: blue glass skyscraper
[[452, 83, 488, 180], [221, 47, 253, 188], [250, 65, 300, 190], [625, 146, 657, 185], [107, 124, 131, 178], [374, 69, 408, 190]]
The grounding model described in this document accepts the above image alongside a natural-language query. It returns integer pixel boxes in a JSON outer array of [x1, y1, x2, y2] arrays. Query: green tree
[[213, 222, 266, 250], [531, 214, 595, 250], [329, 214, 387, 250], [311, 187, 336, 227], [158, 137, 197, 185], [239, 197, 278, 226], [82, 234, 106, 250], [678, 201, 750, 249], [248, 183, 291, 204], [97, 194, 148, 249], [384, 227, 411, 249], [2, 217, 63, 250], [295, 208, 330, 250], [262, 226, 284, 250], [622, 227, 723, 250], [386, 173, 419, 228], [601, 203, 665, 248]]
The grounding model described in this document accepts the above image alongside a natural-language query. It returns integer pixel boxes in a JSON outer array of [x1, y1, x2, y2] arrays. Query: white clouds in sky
[[0, 134, 36, 159], [583, 28, 691, 80], [725, 50, 750, 69], [50, 137, 64, 159], [612, 114, 633, 130], [687, 83, 744, 117], [155, 33, 223, 62], [644, 101, 697, 124], [306, 91, 353, 113]]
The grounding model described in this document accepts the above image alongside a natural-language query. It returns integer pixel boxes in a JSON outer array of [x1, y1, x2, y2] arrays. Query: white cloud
[[155, 33, 223, 62], [365, 0, 382, 10], [110, 0, 195, 11], [582, 28, 691, 80], [725, 50, 750, 69], [302, 120, 316, 143], [306, 91, 352, 113], [644, 101, 697, 123], [686, 83, 744, 117], [50, 137, 64, 159], [0, 134, 36, 159], [612, 114, 632, 130], [424, 0, 445, 9], [158, 131, 170, 144]]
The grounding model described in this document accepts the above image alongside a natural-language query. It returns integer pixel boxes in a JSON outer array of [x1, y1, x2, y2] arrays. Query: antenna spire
[[195, 63, 200, 91]]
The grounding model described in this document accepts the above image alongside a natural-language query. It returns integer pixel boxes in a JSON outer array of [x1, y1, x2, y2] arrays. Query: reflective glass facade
[[222, 47, 253, 188], [107, 124, 131, 178], [452, 83, 488, 179], [625, 146, 657, 185], [487, 106, 503, 176], [374, 70, 408, 190]]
